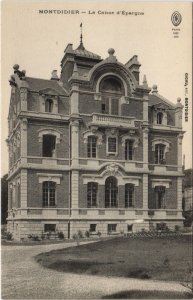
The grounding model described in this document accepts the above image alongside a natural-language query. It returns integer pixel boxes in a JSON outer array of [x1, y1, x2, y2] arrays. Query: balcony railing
[[91, 113, 136, 128]]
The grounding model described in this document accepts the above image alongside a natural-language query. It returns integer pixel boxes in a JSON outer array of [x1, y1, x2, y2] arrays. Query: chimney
[[51, 70, 59, 81]]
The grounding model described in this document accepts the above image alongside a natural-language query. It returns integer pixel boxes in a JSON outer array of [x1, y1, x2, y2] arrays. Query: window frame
[[87, 136, 97, 158], [157, 112, 163, 124], [45, 98, 54, 113], [125, 184, 135, 208], [108, 224, 117, 233], [125, 140, 134, 160], [105, 176, 118, 208], [42, 134, 56, 158], [107, 137, 117, 155], [87, 182, 98, 208], [155, 144, 166, 164], [42, 181, 56, 207], [155, 186, 166, 209], [44, 224, 56, 232]]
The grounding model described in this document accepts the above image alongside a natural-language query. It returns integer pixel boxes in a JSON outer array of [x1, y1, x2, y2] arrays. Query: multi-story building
[[7, 37, 184, 240]]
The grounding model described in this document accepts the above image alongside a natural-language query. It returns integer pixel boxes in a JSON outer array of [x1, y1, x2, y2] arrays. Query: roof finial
[[80, 23, 83, 45]]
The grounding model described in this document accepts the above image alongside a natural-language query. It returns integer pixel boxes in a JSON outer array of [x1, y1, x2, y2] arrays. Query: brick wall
[[148, 131, 178, 165], [79, 93, 101, 114], [27, 170, 69, 208], [27, 121, 69, 158], [122, 100, 143, 119]]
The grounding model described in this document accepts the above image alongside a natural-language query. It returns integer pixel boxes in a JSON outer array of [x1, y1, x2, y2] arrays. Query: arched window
[[105, 176, 118, 208], [155, 144, 166, 164], [87, 136, 97, 158], [125, 140, 134, 160], [87, 182, 98, 208], [42, 134, 56, 157], [45, 99, 53, 113], [157, 112, 163, 124], [125, 184, 135, 208], [155, 186, 166, 209], [43, 181, 56, 207]]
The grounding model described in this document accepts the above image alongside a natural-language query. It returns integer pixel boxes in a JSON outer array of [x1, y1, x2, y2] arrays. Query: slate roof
[[74, 43, 101, 60], [148, 94, 175, 108], [25, 77, 68, 96]]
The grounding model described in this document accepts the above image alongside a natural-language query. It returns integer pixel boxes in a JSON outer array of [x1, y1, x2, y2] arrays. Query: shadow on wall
[[102, 290, 193, 299]]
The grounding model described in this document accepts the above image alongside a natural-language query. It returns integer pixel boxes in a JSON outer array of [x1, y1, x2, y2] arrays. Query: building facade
[[7, 39, 184, 240]]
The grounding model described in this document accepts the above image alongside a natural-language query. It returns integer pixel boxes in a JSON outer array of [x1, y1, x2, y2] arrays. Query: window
[[108, 137, 117, 154], [87, 136, 97, 158], [108, 224, 117, 233], [155, 144, 165, 164], [125, 184, 135, 208], [90, 224, 97, 232], [127, 224, 133, 232], [17, 183, 20, 207], [43, 181, 56, 207], [42, 135, 56, 157], [87, 182, 98, 208], [157, 112, 163, 124], [105, 176, 118, 208], [125, 140, 133, 160], [44, 224, 56, 232], [155, 186, 166, 209], [111, 98, 119, 115], [45, 99, 53, 113]]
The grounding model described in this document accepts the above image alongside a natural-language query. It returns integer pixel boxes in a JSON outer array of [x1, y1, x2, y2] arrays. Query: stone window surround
[[152, 138, 170, 154], [37, 173, 62, 184], [83, 129, 103, 146], [106, 128, 118, 156], [153, 109, 167, 126], [38, 128, 62, 144], [39, 93, 59, 114], [151, 178, 171, 189]]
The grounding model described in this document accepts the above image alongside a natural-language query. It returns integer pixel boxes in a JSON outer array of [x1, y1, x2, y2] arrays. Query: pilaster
[[177, 177, 182, 211], [20, 169, 28, 209], [70, 84, 79, 115], [143, 174, 148, 210], [71, 171, 79, 209], [71, 119, 79, 167], [20, 118, 27, 164], [142, 127, 149, 164], [177, 133, 183, 171], [20, 87, 28, 111]]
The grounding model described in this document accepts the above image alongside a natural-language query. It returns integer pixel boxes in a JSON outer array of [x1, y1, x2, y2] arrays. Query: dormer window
[[45, 99, 53, 113], [157, 112, 163, 124]]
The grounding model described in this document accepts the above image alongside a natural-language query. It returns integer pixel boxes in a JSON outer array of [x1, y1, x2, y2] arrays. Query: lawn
[[36, 235, 192, 283]]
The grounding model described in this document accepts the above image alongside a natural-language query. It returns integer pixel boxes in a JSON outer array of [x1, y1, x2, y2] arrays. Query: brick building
[[7, 38, 184, 240]]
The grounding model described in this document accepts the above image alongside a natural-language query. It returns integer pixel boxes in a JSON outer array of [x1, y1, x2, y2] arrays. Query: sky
[[1, 1, 192, 175]]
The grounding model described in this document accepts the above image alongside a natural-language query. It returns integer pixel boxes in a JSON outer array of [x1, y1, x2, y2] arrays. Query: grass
[[35, 235, 192, 283]]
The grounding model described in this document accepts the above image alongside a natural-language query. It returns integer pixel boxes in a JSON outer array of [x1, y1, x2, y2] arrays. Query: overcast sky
[[1, 1, 192, 175]]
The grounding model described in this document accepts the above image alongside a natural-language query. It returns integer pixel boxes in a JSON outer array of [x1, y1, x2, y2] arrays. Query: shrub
[[72, 233, 78, 240], [77, 230, 84, 238], [57, 231, 65, 239], [6, 232, 13, 240], [141, 228, 146, 233], [183, 210, 193, 227], [28, 234, 40, 241], [85, 230, 90, 238], [175, 225, 180, 232], [97, 231, 101, 237]]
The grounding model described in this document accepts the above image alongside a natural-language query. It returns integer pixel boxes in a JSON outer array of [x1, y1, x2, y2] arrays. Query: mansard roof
[[25, 77, 68, 96], [74, 42, 101, 60]]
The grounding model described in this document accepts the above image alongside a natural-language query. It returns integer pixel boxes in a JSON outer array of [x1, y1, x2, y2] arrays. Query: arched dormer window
[[99, 76, 125, 116], [157, 112, 163, 124], [45, 99, 53, 113]]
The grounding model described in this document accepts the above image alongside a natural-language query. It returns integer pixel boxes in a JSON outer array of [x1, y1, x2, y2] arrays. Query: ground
[[2, 236, 192, 299]]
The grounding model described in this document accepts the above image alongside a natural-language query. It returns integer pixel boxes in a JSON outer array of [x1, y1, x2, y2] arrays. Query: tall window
[[17, 183, 20, 207], [157, 112, 163, 124], [125, 140, 133, 160], [87, 182, 98, 208], [155, 186, 166, 209], [87, 136, 97, 158], [45, 99, 53, 113], [108, 137, 117, 154], [105, 176, 118, 208], [43, 181, 56, 207], [125, 184, 135, 208], [155, 144, 165, 164], [42, 135, 56, 157]]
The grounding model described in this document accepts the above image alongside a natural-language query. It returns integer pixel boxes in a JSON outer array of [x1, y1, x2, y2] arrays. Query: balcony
[[90, 113, 136, 129]]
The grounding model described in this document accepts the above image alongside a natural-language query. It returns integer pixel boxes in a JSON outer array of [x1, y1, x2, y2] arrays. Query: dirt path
[[2, 241, 192, 299]]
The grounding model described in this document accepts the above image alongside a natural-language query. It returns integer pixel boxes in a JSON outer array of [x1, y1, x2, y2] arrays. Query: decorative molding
[[152, 138, 170, 152], [151, 179, 171, 189], [82, 129, 103, 145], [38, 128, 62, 144], [121, 133, 139, 148], [94, 93, 102, 101], [37, 173, 62, 184]]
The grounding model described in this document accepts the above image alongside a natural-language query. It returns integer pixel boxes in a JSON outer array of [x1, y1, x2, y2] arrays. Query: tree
[[1, 174, 8, 224]]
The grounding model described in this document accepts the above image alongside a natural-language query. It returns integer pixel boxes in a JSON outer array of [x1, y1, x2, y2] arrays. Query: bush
[[183, 210, 193, 227], [175, 225, 180, 232], [57, 231, 65, 239], [77, 230, 84, 238], [97, 231, 101, 237], [85, 230, 90, 238], [72, 233, 78, 240], [6, 232, 13, 240], [28, 234, 40, 241]]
